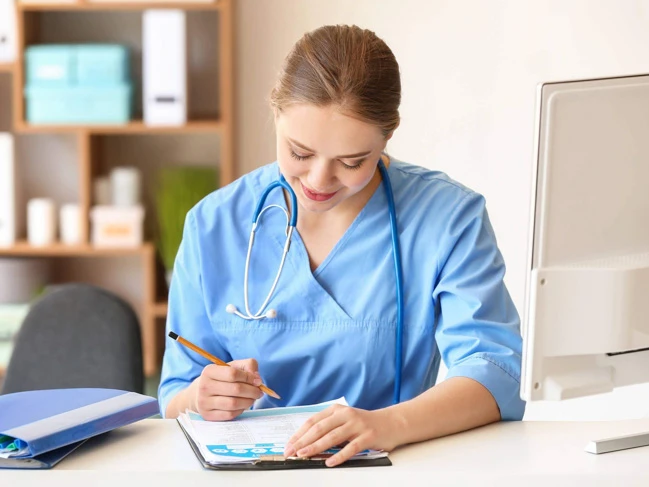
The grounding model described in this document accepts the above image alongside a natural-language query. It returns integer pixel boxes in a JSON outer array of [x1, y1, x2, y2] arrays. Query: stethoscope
[[225, 159, 405, 404]]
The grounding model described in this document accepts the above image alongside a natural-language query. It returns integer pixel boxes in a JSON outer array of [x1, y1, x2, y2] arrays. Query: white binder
[[143, 10, 187, 126], [0, 133, 17, 247], [0, 0, 16, 63]]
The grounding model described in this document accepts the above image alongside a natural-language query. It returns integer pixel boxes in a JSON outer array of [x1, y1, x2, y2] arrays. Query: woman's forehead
[[276, 104, 384, 152]]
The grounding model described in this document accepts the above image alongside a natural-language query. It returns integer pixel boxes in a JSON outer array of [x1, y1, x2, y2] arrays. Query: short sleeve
[[157, 210, 232, 417], [432, 192, 525, 420]]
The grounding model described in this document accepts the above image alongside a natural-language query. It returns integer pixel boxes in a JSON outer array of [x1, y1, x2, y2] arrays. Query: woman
[[159, 24, 525, 467]]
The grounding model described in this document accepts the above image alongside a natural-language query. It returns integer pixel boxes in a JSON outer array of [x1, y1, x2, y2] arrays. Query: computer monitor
[[521, 74, 649, 453]]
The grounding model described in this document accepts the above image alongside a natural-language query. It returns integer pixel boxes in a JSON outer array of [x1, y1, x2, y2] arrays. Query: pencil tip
[[168, 331, 178, 340]]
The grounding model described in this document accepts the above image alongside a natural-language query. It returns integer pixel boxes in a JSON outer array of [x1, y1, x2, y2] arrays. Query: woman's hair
[[270, 25, 401, 137]]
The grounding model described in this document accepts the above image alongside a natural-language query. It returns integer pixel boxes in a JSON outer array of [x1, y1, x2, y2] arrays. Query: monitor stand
[[585, 431, 649, 454]]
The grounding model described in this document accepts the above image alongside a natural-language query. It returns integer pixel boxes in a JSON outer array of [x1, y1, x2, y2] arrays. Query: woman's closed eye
[[290, 148, 366, 171], [289, 149, 312, 161], [339, 158, 366, 171]]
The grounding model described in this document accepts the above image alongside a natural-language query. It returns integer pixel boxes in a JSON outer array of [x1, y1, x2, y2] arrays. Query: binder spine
[[22, 400, 159, 457]]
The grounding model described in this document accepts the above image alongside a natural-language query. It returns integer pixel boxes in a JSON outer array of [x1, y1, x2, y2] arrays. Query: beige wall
[[235, 0, 649, 421]]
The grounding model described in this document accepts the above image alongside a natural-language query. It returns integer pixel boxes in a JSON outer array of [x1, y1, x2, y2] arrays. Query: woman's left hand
[[283, 404, 401, 467]]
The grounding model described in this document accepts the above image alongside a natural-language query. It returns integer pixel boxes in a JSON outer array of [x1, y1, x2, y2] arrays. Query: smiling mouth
[[300, 182, 338, 202]]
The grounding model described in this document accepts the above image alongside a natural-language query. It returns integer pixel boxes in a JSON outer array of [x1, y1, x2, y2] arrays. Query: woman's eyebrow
[[287, 138, 372, 159]]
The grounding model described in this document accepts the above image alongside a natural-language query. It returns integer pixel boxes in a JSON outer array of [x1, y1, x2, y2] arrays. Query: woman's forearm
[[165, 380, 198, 419], [382, 377, 502, 447]]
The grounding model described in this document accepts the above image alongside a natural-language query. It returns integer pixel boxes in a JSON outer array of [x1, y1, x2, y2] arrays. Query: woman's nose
[[308, 159, 335, 190]]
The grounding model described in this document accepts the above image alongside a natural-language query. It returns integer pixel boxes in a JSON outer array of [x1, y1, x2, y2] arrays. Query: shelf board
[[14, 119, 223, 135], [152, 302, 168, 317], [17, 0, 223, 11], [0, 241, 154, 257]]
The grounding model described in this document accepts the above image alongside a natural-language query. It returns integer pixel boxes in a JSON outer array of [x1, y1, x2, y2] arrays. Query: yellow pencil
[[168, 331, 281, 399]]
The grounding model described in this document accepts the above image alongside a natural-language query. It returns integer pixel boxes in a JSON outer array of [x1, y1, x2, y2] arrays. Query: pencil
[[168, 331, 281, 399]]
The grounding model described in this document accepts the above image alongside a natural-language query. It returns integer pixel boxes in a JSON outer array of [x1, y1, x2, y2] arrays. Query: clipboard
[[177, 420, 392, 470]]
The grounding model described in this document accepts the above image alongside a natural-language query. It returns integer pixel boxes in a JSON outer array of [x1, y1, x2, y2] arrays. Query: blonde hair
[[270, 25, 401, 137]]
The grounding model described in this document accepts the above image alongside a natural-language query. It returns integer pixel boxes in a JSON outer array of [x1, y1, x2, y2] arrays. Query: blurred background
[[1, 0, 649, 421]]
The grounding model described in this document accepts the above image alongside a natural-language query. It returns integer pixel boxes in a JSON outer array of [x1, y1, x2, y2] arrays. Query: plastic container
[[76, 45, 130, 85], [59, 203, 82, 245], [25, 44, 130, 87], [25, 45, 75, 87], [110, 166, 141, 207], [90, 205, 144, 248], [24, 84, 132, 124], [27, 198, 56, 246]]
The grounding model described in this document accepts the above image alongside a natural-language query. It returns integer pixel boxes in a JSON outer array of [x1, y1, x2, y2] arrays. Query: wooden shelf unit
[[18, 1, 224, 11], [14, 119, 225, 135], [3, 0, 234, 376], [0, 241, 155, 256], [153, 301, 168, 317]]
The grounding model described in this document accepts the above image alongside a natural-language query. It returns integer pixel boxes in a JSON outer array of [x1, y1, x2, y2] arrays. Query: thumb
[[229, 358, 260, 383]]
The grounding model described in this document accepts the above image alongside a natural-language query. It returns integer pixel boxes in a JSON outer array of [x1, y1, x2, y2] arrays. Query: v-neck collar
[[250, 163, 387, 320]]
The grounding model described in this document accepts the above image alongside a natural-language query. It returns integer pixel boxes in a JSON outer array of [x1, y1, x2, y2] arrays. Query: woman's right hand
[[190, 358, 265, 421]]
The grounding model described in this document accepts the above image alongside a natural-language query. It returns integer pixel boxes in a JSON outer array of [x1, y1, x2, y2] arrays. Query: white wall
[[235, 0, 649, 421]]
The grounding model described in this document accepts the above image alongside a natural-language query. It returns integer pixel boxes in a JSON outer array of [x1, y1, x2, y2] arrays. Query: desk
[[5, 418, 649, 486]]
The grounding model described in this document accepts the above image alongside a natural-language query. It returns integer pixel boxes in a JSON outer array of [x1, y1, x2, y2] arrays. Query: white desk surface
[[5, 418, 649, 486]]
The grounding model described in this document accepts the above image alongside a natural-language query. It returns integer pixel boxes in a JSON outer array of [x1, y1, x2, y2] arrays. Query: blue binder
[[0, 388, 159, 469]]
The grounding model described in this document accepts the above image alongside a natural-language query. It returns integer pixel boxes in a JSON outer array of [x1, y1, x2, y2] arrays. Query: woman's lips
[[300, 182, 337, 201]]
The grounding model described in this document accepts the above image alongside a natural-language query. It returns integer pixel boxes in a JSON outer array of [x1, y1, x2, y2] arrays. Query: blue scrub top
[[158, 160, 526, 420]]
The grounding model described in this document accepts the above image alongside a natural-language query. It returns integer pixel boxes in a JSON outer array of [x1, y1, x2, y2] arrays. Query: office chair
[[1, 283, 144, 395]]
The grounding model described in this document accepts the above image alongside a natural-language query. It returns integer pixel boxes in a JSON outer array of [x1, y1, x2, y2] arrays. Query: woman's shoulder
[[188, 162, 279, 224], [388, 159, 482, 208]]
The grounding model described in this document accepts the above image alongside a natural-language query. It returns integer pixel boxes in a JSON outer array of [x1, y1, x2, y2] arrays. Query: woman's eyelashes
[[289, 149, 312, 161], [288, 149, 365, 170], [341, 159, 365, 171]]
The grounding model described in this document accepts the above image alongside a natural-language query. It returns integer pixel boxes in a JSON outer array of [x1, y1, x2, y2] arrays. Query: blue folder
[[0, 388, 159, 469]]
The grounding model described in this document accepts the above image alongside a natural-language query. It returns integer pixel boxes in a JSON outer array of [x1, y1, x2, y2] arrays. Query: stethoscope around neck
[[225, 159, 405, 404]]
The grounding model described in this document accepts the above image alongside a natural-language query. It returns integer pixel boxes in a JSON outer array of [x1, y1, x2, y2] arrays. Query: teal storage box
[[25, 45, 76, 87], [25, 44, 130, 86], [24, 84, 133, 124], [76, 45, 130, 85]]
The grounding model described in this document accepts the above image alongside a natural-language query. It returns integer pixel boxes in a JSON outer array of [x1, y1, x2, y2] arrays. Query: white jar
[[110, 167, 141, 207], [59, 203, 82, 245], [27, 198, 56, 246]]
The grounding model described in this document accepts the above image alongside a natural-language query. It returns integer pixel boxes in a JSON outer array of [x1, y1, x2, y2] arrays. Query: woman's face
[[275, 104, 389, 215]]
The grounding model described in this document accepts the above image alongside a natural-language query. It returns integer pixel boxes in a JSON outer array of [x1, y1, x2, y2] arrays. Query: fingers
[[195, 361, 265, 421], [203, 362, 261, 386], [325, 436, 369, 467], [287, 407, 336, 447], [230, 358, 259, 375], [285, 405, 340, 457], [294, 424, 349, 459], [199, 373, 264, 400], [201, 408, 247, 422]]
